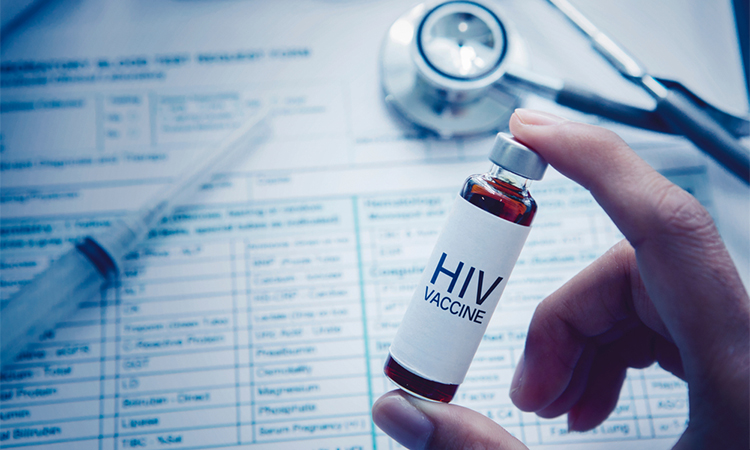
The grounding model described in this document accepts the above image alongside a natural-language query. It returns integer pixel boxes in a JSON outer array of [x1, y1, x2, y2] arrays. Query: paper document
[[2, 0, 744, 449]]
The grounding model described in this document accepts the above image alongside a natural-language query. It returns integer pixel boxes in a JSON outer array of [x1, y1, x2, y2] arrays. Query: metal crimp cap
[[489, 132, 548, 180]]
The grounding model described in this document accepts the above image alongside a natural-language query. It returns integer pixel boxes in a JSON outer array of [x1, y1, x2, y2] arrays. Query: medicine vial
[[384, 132, 548, 402]]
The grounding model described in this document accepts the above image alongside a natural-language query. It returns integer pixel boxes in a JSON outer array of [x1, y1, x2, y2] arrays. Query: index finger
[[509, 109, 748, 383], [511, 109, 672, 242]]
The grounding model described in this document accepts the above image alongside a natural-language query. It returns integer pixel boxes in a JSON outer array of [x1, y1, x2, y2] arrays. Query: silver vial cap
[[489, 132, 548, 180]]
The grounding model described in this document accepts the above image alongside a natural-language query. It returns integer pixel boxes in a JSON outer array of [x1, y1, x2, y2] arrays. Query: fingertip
[[372, 390, 434, 450], [512, 109, 568, 127], [508, 109, 567, 156], [567, 411, 578, 432], [373, 390, 528, 450], [565, 403, 606, 432], [510, 113, 682, 247], [509, 353, 525, 400], [509, 111, 635, 187], [566, 405, 598, 433], [508, 348, 552, 412]]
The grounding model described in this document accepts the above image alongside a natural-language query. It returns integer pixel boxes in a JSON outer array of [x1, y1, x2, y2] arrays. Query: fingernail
[[513, 108, 566, 126], [509, 353, 525, 397], [372, 392, 434, 450]]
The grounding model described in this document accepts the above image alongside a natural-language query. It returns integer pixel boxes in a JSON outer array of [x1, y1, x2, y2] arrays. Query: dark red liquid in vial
[[383, 355, 458, 402], [384, 173, 537, 402], [460, 173, 537, 225]]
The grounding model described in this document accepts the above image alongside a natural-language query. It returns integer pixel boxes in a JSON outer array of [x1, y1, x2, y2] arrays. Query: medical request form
[[1, 0, 746, 449]]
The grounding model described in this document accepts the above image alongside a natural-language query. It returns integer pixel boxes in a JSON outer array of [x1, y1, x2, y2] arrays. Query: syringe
[[1, 109, 270, 367]]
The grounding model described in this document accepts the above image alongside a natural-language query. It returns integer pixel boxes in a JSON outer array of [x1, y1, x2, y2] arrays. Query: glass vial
[[384, 132, 548, 402]]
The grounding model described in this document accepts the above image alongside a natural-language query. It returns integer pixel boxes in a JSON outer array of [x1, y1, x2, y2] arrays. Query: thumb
[[372, 390, 528, 450]]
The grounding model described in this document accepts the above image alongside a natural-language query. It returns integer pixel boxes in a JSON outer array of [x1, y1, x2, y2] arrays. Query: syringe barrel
[[1, 247, 106, 368]]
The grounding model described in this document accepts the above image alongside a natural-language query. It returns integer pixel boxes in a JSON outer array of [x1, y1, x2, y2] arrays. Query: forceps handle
[[554, 84, 673, 134], [502, 70, 674, 134], [502, 71, 750, 182], [656, 89, 750, 184], [560, 84, 750, 183]]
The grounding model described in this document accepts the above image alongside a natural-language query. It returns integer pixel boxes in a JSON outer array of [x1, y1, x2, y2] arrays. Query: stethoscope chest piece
[[381, 0, 527, 138]]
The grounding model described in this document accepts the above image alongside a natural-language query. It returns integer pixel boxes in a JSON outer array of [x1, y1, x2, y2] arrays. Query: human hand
[[371, 109, 750, 449]]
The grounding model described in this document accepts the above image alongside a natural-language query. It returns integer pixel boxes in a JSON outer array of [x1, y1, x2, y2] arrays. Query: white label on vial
[[389, 196, 531, 385]]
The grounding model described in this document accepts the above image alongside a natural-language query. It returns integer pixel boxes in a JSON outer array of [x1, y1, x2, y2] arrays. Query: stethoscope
[[381, 0, 750, 184]]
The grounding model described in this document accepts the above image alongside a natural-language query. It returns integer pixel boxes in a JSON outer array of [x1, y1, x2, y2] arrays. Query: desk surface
[[0, 1, 746, 449]]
